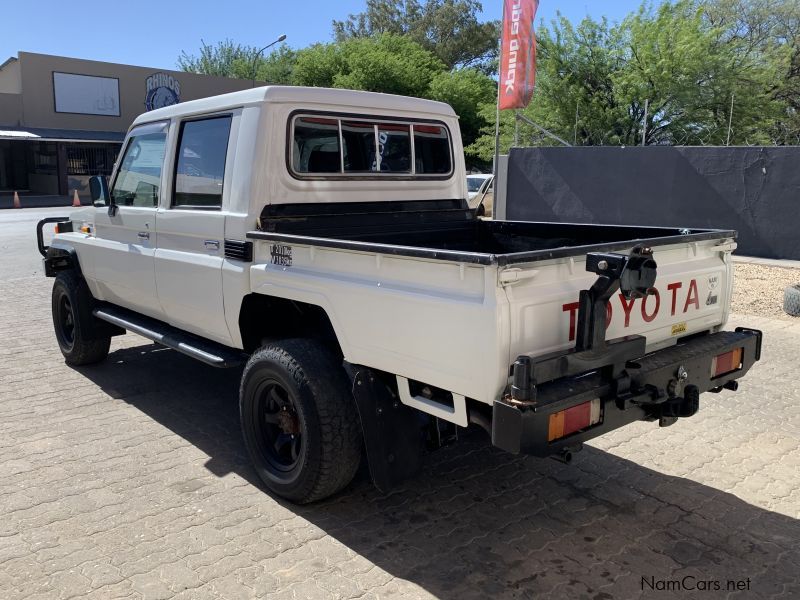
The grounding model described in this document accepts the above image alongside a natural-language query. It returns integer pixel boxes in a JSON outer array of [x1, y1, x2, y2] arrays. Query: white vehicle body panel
[[246, 236, 733, 407]]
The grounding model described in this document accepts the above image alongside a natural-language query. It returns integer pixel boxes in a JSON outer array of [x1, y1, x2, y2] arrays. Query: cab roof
[[132, 85, 457, 127]]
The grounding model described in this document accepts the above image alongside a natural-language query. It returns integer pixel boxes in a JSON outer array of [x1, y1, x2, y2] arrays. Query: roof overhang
[[0, 126, 124, 143]]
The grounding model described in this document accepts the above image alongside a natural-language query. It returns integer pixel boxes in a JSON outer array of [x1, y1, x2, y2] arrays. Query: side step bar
[[93, 305, 246, 368]]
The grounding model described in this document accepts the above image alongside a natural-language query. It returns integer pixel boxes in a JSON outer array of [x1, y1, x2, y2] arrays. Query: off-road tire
[[783, 284, 800, 317], [239, 338, 362, 503], [51, 271, 111, 365]]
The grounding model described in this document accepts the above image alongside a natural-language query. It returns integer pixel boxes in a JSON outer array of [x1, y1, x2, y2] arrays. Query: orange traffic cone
[[13, 191, 21, 208], [72, 189, 81, 207]]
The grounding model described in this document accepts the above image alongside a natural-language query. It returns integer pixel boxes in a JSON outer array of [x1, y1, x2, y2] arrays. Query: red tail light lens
[[711, 347, 743, 378], [548, 398, 601, 442]]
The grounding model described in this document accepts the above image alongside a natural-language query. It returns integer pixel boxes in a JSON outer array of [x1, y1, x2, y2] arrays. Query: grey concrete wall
[[505, 146, 800, 259]]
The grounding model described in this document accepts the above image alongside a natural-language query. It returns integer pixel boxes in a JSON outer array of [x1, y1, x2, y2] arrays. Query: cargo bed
[[248, 199, 735, 265]]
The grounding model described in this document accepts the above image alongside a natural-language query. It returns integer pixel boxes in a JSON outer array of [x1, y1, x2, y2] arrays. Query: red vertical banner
[[499, 0, 539, 110]]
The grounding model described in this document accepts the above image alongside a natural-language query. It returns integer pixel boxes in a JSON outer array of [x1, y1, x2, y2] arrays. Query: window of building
[[110, 122, 168, 207], [66, 144, 119, 176], [173, 116, 232, 208], [290, 114, 451, 178]]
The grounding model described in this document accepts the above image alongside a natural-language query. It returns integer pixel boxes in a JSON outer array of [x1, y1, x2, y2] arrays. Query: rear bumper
[[492, 328, 762, 457]]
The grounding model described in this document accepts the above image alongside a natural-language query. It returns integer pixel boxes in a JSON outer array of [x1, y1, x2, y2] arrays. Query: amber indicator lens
[[711, 347, 743, 378]]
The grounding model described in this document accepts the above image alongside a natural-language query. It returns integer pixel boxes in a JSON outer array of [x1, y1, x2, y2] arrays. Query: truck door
[[93, 121, 168, 319], [154, 114, 233, 346]]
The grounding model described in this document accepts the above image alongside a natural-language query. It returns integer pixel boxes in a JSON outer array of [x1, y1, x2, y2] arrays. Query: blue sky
[[2, 1, 643, 69]]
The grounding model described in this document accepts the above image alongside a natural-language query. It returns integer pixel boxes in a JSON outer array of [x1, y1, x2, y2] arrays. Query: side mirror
[[89, 175, 116, 216]]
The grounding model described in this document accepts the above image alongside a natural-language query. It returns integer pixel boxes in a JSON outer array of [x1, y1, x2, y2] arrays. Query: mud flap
[[348, 365, 425, 493]]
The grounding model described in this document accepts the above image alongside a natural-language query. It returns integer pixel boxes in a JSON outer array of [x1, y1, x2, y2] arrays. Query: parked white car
[[467, 173, 493, 200], [37, 86, 762, 503]]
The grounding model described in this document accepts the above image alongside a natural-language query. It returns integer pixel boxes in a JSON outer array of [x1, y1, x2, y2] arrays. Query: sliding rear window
[[290, 113, 452, 178]]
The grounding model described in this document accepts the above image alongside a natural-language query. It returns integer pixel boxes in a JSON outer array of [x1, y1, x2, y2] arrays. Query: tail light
[[548, 398, 602, 442], [711, 347, 743, 378], [54, 223, 60, 234]]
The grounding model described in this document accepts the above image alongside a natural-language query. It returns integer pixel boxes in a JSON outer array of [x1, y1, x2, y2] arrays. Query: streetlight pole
[[251, 34, 287, 88]]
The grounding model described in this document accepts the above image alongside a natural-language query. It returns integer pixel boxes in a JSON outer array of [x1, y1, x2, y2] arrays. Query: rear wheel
[[51, 271, 110, 365], [239, 339, 362, 503]]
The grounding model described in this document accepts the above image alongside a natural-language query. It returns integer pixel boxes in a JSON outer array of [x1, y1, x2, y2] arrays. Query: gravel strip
[[732, 262, 800, 319]]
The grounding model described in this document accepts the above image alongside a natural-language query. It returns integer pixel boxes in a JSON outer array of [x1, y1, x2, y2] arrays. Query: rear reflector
[[711, 347, 743, 378], [548, 398, 602, 442]]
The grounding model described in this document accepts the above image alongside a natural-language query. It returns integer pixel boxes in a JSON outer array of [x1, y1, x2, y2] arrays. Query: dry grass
[[732, 262, 800, 319]]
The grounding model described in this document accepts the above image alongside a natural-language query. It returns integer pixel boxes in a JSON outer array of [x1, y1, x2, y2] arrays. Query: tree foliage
[[292, 34, 446, 98], [470, 0, 800, 160], [177, 39, 295, 84], [332, 0, 499, 71]]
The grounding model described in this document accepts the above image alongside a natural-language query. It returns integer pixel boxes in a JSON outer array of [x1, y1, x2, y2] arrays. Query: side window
[[414, 124, 451, 174], [342, 120, 377, 172], [293, 117, 340, 173], [173, 116, 232, 208], [378, 124, 411, 173], [111, 122, 168, 207]]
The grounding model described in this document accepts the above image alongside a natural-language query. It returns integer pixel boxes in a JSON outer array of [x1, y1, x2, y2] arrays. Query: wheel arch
[[237, 293, 349, 358], [44, 241, 83, 278]]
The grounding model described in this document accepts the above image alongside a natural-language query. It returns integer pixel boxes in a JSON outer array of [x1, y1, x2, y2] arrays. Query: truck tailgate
[[502, 238, 733, 364]]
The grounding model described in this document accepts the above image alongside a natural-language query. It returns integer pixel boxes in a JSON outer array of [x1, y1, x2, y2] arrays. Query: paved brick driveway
[[1, 275, 798, 599]]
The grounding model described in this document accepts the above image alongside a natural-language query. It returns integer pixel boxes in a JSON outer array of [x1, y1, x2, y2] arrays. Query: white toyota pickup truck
[[37, 86, 762, 503]]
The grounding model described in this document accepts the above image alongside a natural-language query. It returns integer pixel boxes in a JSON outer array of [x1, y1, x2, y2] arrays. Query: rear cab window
[[290, 113, 452, 178]]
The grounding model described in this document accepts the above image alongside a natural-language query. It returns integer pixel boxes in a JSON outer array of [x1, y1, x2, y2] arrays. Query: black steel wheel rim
[[253, 379, 304, 472], [58, 295, 75, 349]]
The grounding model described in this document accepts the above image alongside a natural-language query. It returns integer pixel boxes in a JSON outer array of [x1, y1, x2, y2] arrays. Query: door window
[[173, 116, 232, 208], [110, 122, 168, 207]]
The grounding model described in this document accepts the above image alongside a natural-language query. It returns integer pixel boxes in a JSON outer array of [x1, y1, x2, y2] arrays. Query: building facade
[[0, 51, 262, 199]]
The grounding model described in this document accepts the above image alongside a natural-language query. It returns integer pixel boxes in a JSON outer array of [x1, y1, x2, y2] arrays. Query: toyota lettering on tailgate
[[562, 277, 716, 342]]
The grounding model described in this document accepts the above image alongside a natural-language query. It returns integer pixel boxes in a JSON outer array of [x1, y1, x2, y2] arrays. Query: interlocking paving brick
[[1, 274, 798, 599]]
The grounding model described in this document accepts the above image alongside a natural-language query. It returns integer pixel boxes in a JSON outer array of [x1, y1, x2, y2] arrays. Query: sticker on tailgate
[[671, 322, 688, 336]]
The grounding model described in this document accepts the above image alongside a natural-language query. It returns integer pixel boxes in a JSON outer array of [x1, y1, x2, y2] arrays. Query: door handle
[[137, 231, 150, 240], [204, 240, 220, 250]]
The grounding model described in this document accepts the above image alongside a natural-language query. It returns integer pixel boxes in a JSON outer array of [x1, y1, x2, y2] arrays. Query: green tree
[[333, 0, 499, 71], [428, 68, 496, 148], [177, 39, 296, 84], [471, 0, 795, 158], [616, 0, 780, 145], [703, 0, 800, 144], [292, 34, 446, 98]]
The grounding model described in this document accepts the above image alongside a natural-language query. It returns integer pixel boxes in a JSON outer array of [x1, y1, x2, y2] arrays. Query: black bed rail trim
[[248, 231, 494, 264], [246, 227, 737, 267]]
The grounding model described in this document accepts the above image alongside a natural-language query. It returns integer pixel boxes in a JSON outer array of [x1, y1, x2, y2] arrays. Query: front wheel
[[51, 271, 110, 365], [239, 339, 362, 503]]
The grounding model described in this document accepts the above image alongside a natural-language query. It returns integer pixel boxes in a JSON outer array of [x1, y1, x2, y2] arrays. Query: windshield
[[467, 177, 485, 192]]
